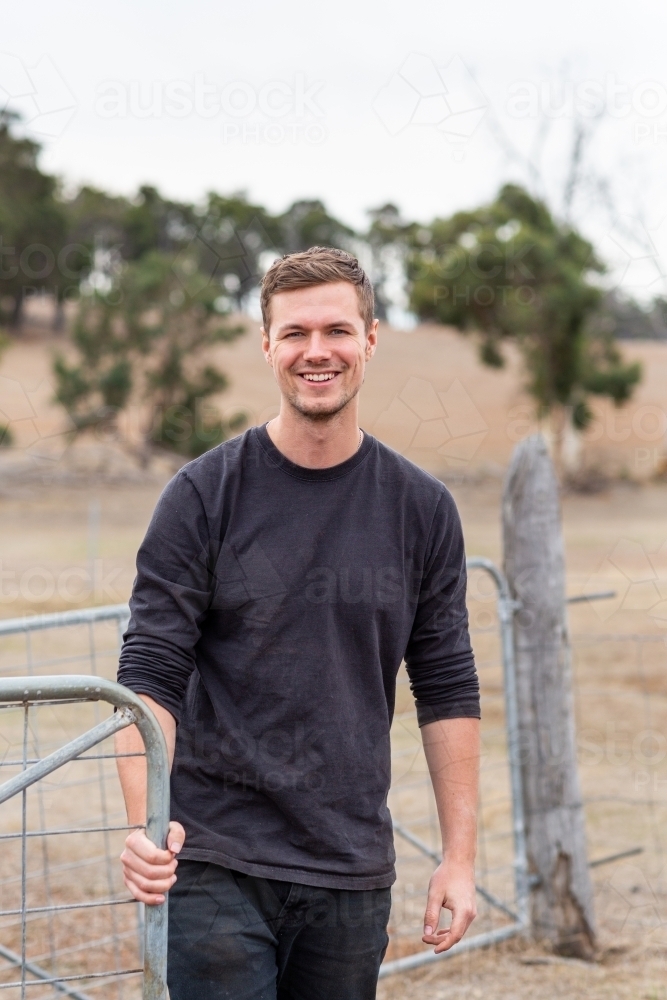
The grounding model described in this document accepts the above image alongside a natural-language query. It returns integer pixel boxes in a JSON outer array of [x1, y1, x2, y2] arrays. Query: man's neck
[[266, 407, 362, 469]]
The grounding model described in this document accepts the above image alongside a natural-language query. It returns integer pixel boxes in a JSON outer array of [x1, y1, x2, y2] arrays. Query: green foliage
[[60, 188, 355, 313], [0, 111, 69, 324], [122, 185, 197, 261], [53, 251, 245, 458], [63, 184, 130, 251], [152, 370, 246, 458], [365, 204, 415, 320], [407, 183, 642, 432], [277, 200, 355, 255], [189, 192, 282, 310], [0, 423, 12, 447]]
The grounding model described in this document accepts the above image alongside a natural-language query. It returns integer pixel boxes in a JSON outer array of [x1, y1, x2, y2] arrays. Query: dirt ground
[[376, 938, 667, 1000], [1, 325, 666, 997]]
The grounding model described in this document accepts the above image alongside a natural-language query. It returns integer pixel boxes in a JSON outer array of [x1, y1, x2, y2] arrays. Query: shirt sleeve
[[404, 490, 480, 727], [117, 470, 212, 722]]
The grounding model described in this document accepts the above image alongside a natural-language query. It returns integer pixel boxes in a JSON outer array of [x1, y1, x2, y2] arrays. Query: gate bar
[[0, 942, 92, 1000], [0, 606, 130, 636], [466, 557, 529, 929], [378, 922, 523, 978], [0, 676, 170, 1000], [0, 710, 136, 807]]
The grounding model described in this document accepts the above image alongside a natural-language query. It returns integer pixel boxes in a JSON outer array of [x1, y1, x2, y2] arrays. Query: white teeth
[[302, 373, 336, 381]]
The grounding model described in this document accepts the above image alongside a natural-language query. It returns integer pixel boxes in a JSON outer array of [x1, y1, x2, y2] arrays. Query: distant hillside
[[1, 319, 666, 482]]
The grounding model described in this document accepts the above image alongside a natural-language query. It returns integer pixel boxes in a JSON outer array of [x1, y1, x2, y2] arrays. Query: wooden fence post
[[502, 433, 596, 958]]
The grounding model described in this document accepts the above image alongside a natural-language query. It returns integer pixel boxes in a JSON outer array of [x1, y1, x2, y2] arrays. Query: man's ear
[[365, 319, 379, 360], [261, 327, 272, 365]]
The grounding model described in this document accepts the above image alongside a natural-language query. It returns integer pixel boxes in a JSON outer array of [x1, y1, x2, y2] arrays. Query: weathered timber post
[[502, 434, 596, 958]]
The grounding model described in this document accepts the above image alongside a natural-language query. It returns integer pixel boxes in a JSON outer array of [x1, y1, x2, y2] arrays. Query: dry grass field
[[2, 314, 667, 488], [0, 321, 666, 997]]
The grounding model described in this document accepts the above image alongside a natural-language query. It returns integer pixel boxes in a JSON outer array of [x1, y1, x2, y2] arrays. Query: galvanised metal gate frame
[[379, 556, 530, 977], [0, 676, 170, 1000]]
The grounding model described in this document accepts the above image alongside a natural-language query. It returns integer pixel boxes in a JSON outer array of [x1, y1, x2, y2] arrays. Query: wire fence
[[569, 628, 667, 954], [0, 610, 149, 1000]]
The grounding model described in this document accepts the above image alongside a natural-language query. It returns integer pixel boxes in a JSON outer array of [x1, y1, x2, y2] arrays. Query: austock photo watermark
[[372, 53, 487, 159], [601, 863, 667, 940], [179, 717, 328, 795], [0, 373, 76, 461], [372, 56, 667, 154], [172, 212, 278, 300], [0, 238, 93, 298], [578, 719, 667, 803], [505, 399, 667, 474], [0, 213, 276, 307], [506, 73, 667, 146], [583, 536, 667, 632], [601, 212, 667, 299], [94, 73, 327, 146], [372, 375, 488, 465], [0, 371, 246, 466], [0, 52, 76, 139], [1, 51, 327, 145], [0, 559, 123, 608]]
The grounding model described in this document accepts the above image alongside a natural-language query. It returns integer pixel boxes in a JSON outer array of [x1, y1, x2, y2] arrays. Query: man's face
[[262, 281, 377, 421]]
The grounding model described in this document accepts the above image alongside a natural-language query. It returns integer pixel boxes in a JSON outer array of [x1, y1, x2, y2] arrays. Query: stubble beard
[[284, 376, 361, 423]]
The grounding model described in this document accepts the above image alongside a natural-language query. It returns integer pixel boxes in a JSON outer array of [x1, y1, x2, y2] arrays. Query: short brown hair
[[260, 246, 375, 333]]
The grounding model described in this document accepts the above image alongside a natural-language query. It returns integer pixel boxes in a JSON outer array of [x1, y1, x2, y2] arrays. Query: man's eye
[[330, 328, 347, 335]]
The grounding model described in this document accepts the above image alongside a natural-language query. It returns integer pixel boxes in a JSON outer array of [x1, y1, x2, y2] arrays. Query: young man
[[116, 247, 480, 1000]]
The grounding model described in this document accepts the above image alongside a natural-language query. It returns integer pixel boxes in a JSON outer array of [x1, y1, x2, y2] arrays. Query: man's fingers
[[446, 907, 469, 942], [120, 847, 177, 881], [122, 866, 177, 896], [425, 904, 477, 954], [120, 818, 185, 904], [421, 865, 477, 950], [120, 821, 184, 911], [167, 821, 186, 854], [422, 883, 443, 937], [123, 874, 168, 906], [432, 918, 465, 953], [124, 830, 174, 866]]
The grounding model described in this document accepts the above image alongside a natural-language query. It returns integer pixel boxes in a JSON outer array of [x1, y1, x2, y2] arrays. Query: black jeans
[[167, 860, 391, 1000]]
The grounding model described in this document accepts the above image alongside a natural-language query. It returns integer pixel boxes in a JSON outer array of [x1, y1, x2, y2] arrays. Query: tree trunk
[[52, 296, 65, 332], [549, 404, 567, 482], [549, 404, 581, 480], [502, 433, 596, 958], [9, 291, 23, 331]]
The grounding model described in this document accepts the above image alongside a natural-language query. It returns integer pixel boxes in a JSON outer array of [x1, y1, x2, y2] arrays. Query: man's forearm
[[419, 716, 480, 950], [115, 695, 177, 826], [421, 716, 480, 863]]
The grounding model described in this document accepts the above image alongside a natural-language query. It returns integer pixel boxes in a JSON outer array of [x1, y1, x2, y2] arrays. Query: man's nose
[[302, 331, 332, 361]]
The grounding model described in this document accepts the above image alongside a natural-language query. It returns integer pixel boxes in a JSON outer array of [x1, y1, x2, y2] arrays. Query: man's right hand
[[120, 821, 186, 905]]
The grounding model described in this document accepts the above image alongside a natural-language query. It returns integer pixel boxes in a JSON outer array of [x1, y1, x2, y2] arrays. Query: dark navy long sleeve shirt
[[118, 424, 479, 889]]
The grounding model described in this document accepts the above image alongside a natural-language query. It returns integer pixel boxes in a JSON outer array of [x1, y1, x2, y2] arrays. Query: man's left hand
[[421, 859, 477, 954]]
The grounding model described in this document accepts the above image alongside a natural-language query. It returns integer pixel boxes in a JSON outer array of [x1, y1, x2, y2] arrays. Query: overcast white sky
[[4, 0, 667, 294]]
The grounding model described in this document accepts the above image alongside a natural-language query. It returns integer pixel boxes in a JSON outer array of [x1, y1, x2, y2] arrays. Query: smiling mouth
[[298, 372, 340, 382]]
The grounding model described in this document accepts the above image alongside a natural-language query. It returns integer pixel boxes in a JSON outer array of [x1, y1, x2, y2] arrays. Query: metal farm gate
[[381, 557, 528, 975], [0, 559, 528, 994]]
